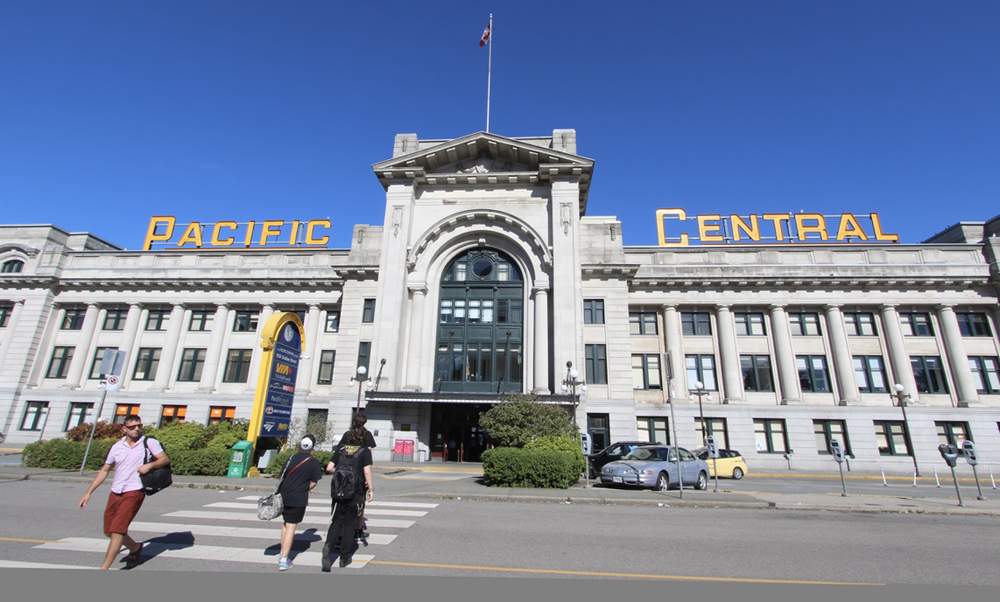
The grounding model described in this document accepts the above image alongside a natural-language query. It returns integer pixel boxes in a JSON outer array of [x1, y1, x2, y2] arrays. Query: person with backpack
[[339, 413, 376, 546], [321, 425, 373, 570], [275, 434, 323, 571]]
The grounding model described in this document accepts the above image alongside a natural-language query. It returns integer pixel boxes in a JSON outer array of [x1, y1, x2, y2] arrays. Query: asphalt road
[[1, 479, 998, 586]]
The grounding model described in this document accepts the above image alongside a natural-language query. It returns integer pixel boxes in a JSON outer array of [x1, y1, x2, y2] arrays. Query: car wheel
[[655, 472, 670, 491], [695, 471, 708, 490], [732, 467, 744, 480]]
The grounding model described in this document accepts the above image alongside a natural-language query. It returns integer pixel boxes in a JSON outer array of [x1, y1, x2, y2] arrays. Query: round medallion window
[[471, 258, 493, 278]]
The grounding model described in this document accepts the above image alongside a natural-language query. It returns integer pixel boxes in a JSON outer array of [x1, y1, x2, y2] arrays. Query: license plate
[[612, 476, 623, 483]]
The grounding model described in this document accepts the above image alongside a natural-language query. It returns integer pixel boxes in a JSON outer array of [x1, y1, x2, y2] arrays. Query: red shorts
[[103, 490, 145, 536]]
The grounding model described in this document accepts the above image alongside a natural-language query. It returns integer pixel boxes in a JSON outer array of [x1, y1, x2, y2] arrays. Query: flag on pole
[[479, 23, 491, 47]]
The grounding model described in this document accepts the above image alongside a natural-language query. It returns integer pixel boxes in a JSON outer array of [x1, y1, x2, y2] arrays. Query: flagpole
[[486, 13, 492, 133]]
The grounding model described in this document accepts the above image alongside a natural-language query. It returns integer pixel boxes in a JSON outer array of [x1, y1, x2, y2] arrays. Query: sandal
[[124, 543, 144, 569]]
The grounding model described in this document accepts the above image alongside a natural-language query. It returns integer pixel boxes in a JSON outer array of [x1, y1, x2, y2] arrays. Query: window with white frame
[[686, 354, 717, 390], [853, 355, 887, 393], [734, 312, 766, 336], [753, 419, 787, 453], [968, 356, 1000, 394]]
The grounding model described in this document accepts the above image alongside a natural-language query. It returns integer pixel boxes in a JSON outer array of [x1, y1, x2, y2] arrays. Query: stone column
[[405, 285, 428, 391], [199, 304, 231, 391], [662, 305, 685, 401], [245, 304, 275, 392], [64, 303, 101, 388], [825, 304, 859, 405], [937, 305, 980, 405], [0, 300, 26, 370], [154, 304, 187, 390], [533, 287, 550, 394], [770, 305, 801, 404], [715, 305, 743, 403], [118, 304, 143, 367], [295, 303, 322, 394], [881, 305, 918, 400]]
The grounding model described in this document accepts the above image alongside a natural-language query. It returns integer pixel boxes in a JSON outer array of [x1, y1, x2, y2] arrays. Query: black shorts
[[282, 506, 306, 524]]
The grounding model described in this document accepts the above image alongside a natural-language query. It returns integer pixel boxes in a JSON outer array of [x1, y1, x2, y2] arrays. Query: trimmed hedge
[[523, 434, 586, 476], [168, 448, 231, 476], [264, 449, 333, 475], [22, 438, 115, 471], [481, 447, 581, 488]]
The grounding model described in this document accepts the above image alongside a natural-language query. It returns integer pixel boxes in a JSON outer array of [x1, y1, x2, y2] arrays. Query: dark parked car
[[587, 440, 654, 478]]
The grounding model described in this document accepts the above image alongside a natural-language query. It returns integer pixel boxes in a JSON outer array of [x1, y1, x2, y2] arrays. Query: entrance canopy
[[366, 391, 577, 406]]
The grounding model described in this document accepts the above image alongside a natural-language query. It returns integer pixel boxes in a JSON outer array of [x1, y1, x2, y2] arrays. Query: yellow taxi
[[693, 448, 748, 479]]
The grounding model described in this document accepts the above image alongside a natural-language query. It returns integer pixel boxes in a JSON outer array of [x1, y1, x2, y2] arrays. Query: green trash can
[[227, 441, 254, 478]]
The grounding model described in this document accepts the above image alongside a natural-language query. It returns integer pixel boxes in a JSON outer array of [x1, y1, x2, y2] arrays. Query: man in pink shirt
[[78, 414, 170, 570]]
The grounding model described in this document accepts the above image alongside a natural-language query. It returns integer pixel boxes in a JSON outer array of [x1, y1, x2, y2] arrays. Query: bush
[[481, 447, 581, 488], [169, 448, 231, 476], [479, 395, 578, 448], [205, 432, 244, 451], [22, 439, 115, 471], [264, 448, 333, 475], [524, 434, 586, 476], [64, 421, 123, 442], [146, 421, 209, 451]]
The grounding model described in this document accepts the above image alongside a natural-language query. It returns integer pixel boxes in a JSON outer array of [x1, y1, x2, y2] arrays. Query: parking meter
[[706, 435, 719, 459], [962, 440, 977, 466], [830, 439, 845, 463], [580, 433, 592, 456], [938, 444, 959, 468]]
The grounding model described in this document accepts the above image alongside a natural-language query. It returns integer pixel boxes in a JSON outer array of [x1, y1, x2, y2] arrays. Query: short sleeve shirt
[[105, 436, 164, 494], [332, 444, 373, 499], [277, 453, 323, 508]]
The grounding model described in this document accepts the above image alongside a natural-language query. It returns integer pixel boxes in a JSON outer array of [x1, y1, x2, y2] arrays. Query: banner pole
[[486, 13, 493, 133]]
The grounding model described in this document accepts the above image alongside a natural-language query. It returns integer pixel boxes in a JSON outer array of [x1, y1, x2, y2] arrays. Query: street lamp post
[[560, 361, 588, 425], [688, 381, 712, 446], [893, 383, 920, 477], [349, 365, 373, 411]]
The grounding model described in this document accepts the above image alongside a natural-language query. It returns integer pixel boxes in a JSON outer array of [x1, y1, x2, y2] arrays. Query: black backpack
[[330, 450, 359, 501]]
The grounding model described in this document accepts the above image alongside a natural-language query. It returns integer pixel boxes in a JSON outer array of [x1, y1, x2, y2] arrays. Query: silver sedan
[[599, 445, 710, 491]]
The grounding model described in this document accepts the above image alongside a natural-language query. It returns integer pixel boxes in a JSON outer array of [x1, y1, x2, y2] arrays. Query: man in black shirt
[[340, 413, 375, 545], [322, 427, 373, 570], [276, 435, 323, 571]]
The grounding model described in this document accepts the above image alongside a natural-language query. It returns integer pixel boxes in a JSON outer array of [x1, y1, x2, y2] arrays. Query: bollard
[[990, 469, 996, 490], [880, 464, 887, 486], [913, 468, 917, 487], [934, 467, 941, 488]]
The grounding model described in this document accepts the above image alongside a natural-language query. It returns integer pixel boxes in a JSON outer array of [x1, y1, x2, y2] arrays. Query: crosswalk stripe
[[35, 538, 373, 569], [128, 521, 397, 546], [204, 502, 427, 517], [236, 496, 438, 509], [385, 474, 471, 481], [163, 510, 415, 528], [0, 560, 97, 570]]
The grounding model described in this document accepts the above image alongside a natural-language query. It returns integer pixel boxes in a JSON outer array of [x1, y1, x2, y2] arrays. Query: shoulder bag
[[257, 456, 313, 521], [140, 436, 173, 496]]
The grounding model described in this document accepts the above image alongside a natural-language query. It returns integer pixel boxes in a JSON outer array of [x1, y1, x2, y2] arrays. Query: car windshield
[[623, 447, 667, 461]]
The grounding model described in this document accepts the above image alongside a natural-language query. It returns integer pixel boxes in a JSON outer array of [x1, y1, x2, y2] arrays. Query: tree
[[479, 394, 578, 448]]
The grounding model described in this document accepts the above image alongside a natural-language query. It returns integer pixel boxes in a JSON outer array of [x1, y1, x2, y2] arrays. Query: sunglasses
[[124, 424, 143, 430]]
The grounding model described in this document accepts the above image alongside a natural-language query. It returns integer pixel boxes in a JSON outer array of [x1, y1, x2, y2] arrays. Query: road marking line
[[238, 496, 439, 509], [127, 521, 397, 545], [203, 502, 426, 517], [0, 560, 97, 570], [0, 536, 58, 544], [162, 510, 415, 528], [35, 537, 373, 568], [368, 560, 883, 585]]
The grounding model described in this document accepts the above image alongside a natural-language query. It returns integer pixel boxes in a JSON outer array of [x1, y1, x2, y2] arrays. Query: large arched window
[[1, 259, 24, 274], [435, 249, 523, 393]]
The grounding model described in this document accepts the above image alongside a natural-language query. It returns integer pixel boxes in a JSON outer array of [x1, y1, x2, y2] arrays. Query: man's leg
[[100, 533, 125, 570]]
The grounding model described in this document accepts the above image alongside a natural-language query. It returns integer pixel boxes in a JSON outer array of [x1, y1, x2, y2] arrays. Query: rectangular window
[[317, 350, 336, 385], [753, 419, 788, 453], [631, 354, 662, 390], [132, 348, 161, 381], [114, 404, 141, 424], [362, 299, 376, 323], [357, 341, 371, 372], [797, 355, 831, 392], [46, 347, 74, 379], [874, 420, 911, 456], [325, 310, 340, 332], [637, 417, 669, 445], [814, 420, 851, 455], [695, 417, 729, 449], [61, 308, 86, 330], [65, 402, 94, 431], [208, 406, 236, 425], [19, 401, 49, 431], [233, 310, 259, 332], [686, 354, 718, 390], [957, 312, 992, 337], [145, 309, 170, 331], [788, 312, 822, 336], [968, 356, 1000, 393], [159, 405, 187, 427], [585, 344, 608, 385], [629, 311, 658, 335], [911, 356, 949, 394], [0, 304, 12, 328], [853, 355, 888, 393], [844, 312, 877, 336], [177, 348, 206, 382], [102, 308, 128, 331], [583, 300, 605, 325], [189, 309, 214, 332], [89, 347, 117, 380], [734, 312, 766, 336], [936, 421, 971, 447], [740, 355, 774, 392], [223, 349, 253, 383], [681, 311, 712, 336], [900, 312, 934, 337]]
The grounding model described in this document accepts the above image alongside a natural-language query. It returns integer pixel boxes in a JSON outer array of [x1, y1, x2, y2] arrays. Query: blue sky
[[2, 1, 998, 249]]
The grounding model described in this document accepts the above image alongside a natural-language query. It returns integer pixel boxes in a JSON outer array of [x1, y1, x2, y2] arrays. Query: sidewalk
[[3, 461, 998, 517]]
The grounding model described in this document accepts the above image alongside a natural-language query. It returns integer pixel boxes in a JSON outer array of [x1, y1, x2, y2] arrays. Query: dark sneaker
[[321, 545, 332, 573], [339, 556, 352, 568], [354, 530, 368, 547]]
